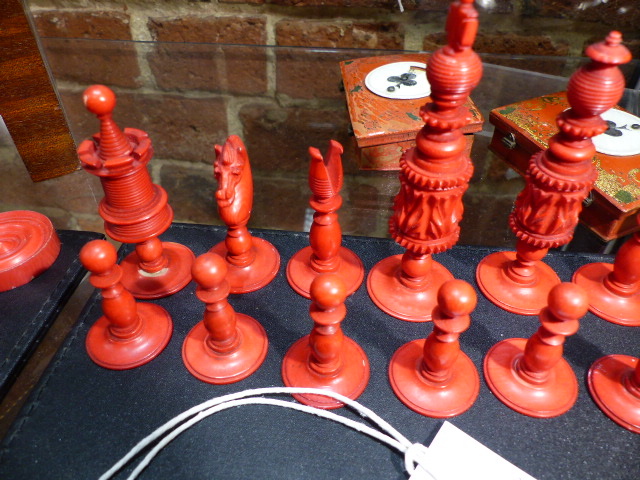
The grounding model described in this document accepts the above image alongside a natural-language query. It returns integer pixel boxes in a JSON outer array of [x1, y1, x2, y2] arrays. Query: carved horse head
[[214, 135, 253, 226]]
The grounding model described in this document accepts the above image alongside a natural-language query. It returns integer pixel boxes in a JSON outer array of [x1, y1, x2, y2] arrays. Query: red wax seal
[[0, 211, 60, 292]]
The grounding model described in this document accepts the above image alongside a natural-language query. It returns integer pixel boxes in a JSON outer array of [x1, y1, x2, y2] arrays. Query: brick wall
[[4, 0, 635, 246]]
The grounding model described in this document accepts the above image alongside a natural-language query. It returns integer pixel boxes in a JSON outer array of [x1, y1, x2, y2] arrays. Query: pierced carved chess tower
[[476, 32, 631, 315], [367, 0, 482, 322], [78, 85, 195, 299]]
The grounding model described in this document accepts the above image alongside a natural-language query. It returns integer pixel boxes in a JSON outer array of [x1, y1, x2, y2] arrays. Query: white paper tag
[[416, 421, 537, 480]]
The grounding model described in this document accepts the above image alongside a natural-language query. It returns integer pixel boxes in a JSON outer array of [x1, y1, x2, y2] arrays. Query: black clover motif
[[604, 120, 640, 137], [386, 72, 417, 92]]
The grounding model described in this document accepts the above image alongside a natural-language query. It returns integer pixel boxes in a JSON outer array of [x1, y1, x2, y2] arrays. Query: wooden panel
[[0, 0, 77, 182]]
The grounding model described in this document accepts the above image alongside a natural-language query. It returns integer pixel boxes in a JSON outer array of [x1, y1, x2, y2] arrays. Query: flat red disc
[[0, 210, 61, 292]]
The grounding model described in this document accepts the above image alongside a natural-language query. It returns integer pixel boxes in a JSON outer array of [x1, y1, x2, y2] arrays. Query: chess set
[[1, 1, 639, 478]]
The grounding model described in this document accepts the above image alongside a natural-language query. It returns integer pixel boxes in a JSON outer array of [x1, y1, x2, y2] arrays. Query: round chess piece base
[[210, 237, 280, 294], [86, 303, 172, 370], [367, 254, 453, 322], [282, 335, 370, 409], [120, 242, 194, 299], [484, 338, 578, 418], [476, 251, 560, 315], [0, 211, 61, 292], [389, 339, 479, 417], [286, 246, 364, 299], [182, 313, 268, 384], [573, 263, 640, 326], [588, 355, 640, 433]]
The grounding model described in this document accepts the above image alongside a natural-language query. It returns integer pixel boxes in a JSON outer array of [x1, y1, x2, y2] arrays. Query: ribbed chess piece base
[[588, 355, 640, 434], [210, 237, 280, 294], [182, 313, 268, 384], [476, 251, 560, 315], [286, 246, 363, 299], [367, 255, 453, 322], [282, 336, 369, 409], [86, 303, 172, 370], [389, 339, 479, 417]]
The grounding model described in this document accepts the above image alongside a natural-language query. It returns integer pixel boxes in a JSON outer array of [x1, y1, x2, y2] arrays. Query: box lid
[[340, 53, 484, 148], [490, 91, 640, 214]]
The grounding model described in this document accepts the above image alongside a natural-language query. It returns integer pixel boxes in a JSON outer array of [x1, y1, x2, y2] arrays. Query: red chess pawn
[[476, 32, 631, 315], [282, 274, 370, 409], [588, 353, 640, 434], [78, 85, 194, 299], [182, 252, 268, 384], [573, 214, 640, 326], [484, 283, 588, 417], [389, 279, 479, 417], [80, 239, 172, 370], [209, 135, 280, 293], [367, 0, 481, 322], [287, 140, 364, 299]]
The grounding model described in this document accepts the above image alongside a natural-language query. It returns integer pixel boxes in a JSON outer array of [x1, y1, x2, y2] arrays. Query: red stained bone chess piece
[[210, 135, 280, 293], [78, 85, 194, 299], [282, 273, 369, 409], [588, 353, 640, 434], [389, 279, 479, 417], [182, 252, 268, 384], [476, 32, 631, 315], [0, 211, 60, 292], [80, 239, 172, 369], [573, 214, 640, 326], [366, 0, 481, 322], [484, 283, 588, 417], [286, 140, 364, 298]]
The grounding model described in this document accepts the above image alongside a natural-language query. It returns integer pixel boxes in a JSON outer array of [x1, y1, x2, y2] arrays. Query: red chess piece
[[286, 140, 364, 299], [0, 211, 60, 292], [389, 279, 479, 417], [573, 214, 640, 326], [476, 32, 631, 315], [588, 353, 640, 434], [78, 85, 195, 299], [80, 239, 172, 370], [209, 135, 280, 293], [282, 273, 370, 409], [367, 0, 481, 322], [182, 252, 268, 384], [484, 283, 588, 417]]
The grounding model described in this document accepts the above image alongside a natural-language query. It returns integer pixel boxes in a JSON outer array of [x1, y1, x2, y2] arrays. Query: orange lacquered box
[[340, 53, 484, 170], [489, 91, 640, 241]]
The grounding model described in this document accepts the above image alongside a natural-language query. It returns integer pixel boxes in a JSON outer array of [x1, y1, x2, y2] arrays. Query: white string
[[397, 0, 405, 13], [99, 387, 437, 480]]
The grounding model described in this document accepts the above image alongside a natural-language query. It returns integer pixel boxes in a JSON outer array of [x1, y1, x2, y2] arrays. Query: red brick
[[536, 1, 640, 29], [276, 20, 403, 49], [265, 0, 393, 6], [149, 44, 267, 95], [424, 31, 569, 56], [159, 164, 219, 226], [41, 37, 141, 89], [238, 103, 355, 173], [60, 89, 228, 164], [148, 16, 266, 44], [34, 11, 132, 40]]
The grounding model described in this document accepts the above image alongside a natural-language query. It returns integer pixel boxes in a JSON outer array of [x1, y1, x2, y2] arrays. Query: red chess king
[[282, 273, 370, 409], [484, 283, 588, 418], [77, 85, 194, 299], [476, 32, 631, 315], [389, 279, 479, 417], [286, 140, 364, 299], [209, 135, 280, 294], [366, 0, 482, 322], [182, 252, 268, 384], [80, 239, 172, 370]]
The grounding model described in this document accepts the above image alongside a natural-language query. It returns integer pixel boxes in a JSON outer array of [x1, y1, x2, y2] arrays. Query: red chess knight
[[367, 0, 482, 322], [287, 140, 364, 299], [80, 239, 172, 370], [78, 85, 194, 299], [210, 135, 280, 294], [476, 32, 631, 315]]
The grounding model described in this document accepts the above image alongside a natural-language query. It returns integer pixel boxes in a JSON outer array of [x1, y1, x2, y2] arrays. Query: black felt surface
[[0, 230, 103, 398], [1, 224, 638, 479]]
